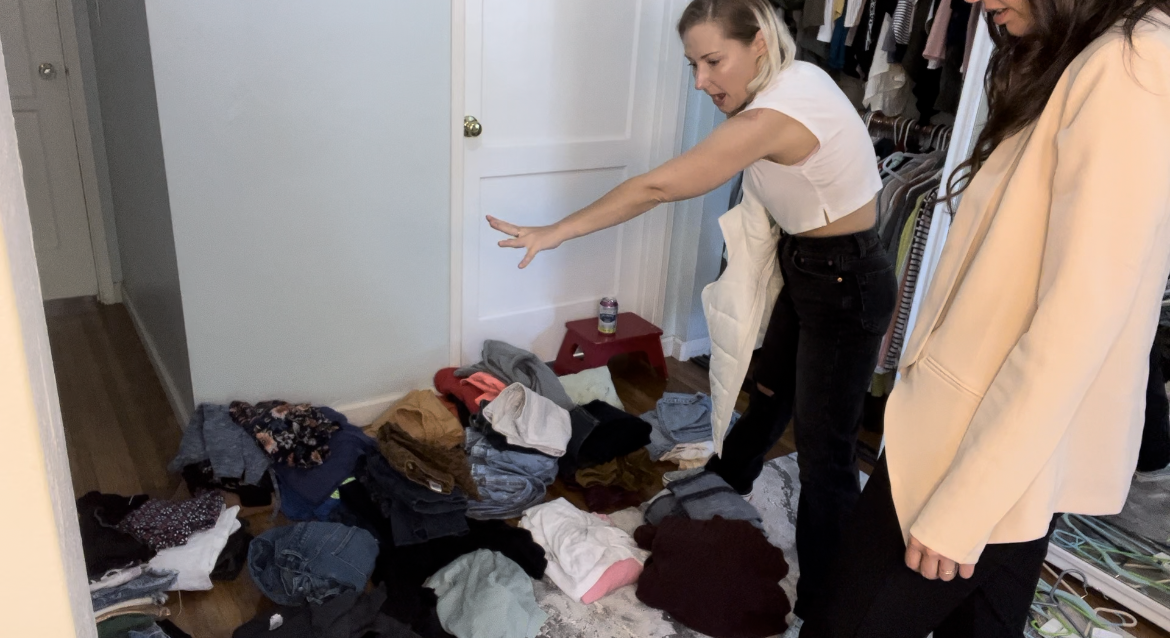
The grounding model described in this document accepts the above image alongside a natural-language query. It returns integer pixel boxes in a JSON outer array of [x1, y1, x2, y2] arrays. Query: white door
[[460, 0, 678, 364], [0, 0, 98, 300]]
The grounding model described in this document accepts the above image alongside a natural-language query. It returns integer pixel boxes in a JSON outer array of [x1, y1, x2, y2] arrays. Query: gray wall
[[85, 0, 193, 414], [144, 0, 452, 408], [661, 86, 733, 352]]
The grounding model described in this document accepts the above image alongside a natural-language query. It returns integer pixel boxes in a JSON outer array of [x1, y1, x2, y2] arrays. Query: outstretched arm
[[490, 108, 814, 268]]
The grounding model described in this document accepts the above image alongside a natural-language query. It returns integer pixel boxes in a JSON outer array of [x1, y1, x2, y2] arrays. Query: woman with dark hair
[[806, 1, 1170, 636]]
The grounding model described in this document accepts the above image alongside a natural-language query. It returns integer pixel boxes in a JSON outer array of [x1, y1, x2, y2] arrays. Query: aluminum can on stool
[[598, 298, 618, 334]]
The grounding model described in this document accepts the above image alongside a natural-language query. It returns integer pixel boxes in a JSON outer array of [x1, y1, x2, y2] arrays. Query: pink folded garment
[[461, 372, 508, 405], [581, 558, 643, 604]]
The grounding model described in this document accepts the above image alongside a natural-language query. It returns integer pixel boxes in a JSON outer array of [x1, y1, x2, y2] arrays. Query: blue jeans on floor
[[91, 569, 177, 612], [707, 228, 896, 621], [465, 429, 557, 520], [248, 522, 378, 606]]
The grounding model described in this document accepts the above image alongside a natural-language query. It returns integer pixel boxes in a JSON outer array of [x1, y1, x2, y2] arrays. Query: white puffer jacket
[[701, 192, 782, 454]]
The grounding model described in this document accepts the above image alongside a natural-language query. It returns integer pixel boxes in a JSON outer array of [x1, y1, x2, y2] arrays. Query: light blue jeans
[[465, 429, 557, 520]]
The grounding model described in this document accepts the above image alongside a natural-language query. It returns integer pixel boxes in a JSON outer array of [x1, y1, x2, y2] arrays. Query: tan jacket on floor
[[886, 17, 1170, 565]]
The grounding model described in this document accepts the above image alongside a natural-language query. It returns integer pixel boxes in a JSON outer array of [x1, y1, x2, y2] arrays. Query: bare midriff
[[797, 198, 877, 238]]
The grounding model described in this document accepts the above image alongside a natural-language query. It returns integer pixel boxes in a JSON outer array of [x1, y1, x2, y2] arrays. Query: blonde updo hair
[[677, 0, 797, 100]]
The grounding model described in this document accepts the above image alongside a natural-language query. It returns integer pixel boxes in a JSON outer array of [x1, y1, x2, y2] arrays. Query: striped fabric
[[880, 191, 937, 372], [892, 0, 918, 45]]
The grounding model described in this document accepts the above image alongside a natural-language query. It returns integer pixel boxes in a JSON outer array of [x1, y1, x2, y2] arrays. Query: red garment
[[434, 367, 484, 413]]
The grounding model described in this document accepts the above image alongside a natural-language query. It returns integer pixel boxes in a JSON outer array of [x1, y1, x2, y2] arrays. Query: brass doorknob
[[464, 116, 483, 138]]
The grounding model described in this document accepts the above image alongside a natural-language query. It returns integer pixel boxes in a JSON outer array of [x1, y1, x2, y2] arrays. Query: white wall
[[0, 29, 94, 637], [661, 85, 733, 359], [145, 1, 452, 415], [85, 0, 193, 420]]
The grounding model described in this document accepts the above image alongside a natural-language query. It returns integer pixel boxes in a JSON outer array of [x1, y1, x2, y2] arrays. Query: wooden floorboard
[[46, 301, 1166, 638]]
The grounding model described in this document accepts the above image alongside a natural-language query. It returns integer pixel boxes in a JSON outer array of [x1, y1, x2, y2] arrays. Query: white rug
[[535, 454, 804, 638]]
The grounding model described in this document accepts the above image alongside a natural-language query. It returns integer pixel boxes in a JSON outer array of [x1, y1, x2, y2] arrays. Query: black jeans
[[706, 228, 897, 620], [804, 458, 1055, 638], [1138, 340, 1170, 472]]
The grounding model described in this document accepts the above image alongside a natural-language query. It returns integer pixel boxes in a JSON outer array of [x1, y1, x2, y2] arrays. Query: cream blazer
[[886, 18, 1170, 564]]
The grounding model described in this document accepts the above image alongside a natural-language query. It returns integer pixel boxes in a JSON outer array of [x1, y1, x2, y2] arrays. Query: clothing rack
[[863, 111, 954, 153]]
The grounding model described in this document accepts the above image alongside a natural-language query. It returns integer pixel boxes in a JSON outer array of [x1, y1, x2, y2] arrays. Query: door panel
[[1, 0, 98, 299], [462, 0, 667, 363]]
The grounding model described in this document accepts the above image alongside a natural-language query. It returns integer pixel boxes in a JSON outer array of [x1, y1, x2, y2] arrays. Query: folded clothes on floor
[[249, 522, 379, 606], [465, 429, 557, 520], [211, 521, 253, 582], [660, 440, 716, 469], [90, 565, 146, 593], [180, 461, 273, 507], [425, 550, 548, 638], [434, 368, 486, 414], [279, 481, 343, 522], [641, 392, 716, 460], [520, 498, 648, 603], [232, 584, 421, 638], [370, 517, 547, 588], [560, 402, 652, 475], [482, 383, 571, 457], [574, 447, 658, 493], [97, 613, 163, 638], [170, 403, 272, 486], [230, 400, 342, 468], [558, 366, 624, 411], [148, 505, 241, 591], [131, 620, 191, 638], [371, 394, 478, 499], [93, 593, 168, 620], [273, 413, 376, 518], [353, 454, 469, 546], [644, 471, 762, 528], [77, 492, 155, 579], [635, 516, 790, 638], [461, 373, 507, 407], [368, 390, 465, 449], [92, 568, 177, 614], [456, 340, 575, 411], [117, 491, 225, 552]]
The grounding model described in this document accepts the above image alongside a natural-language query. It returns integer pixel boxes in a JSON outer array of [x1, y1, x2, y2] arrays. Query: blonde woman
[[490, 0, 894, 626]]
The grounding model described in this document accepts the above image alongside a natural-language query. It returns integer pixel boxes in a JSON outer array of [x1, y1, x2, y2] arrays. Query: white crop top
[[742, 61, 882, 234]]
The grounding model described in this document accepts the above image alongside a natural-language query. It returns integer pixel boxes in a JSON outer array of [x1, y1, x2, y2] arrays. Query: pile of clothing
[[79, 489, 248, 637], [85, 337, 790, 638]]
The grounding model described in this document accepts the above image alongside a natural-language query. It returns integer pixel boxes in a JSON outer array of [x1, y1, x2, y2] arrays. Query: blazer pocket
[[920, 356, 983, 400]]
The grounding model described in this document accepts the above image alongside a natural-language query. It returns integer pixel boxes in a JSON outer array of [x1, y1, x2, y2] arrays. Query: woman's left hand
[[905, 535, 976, 581]]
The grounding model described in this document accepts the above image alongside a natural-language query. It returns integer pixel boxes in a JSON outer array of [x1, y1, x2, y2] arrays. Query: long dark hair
[[947, 1, 1169, 202]]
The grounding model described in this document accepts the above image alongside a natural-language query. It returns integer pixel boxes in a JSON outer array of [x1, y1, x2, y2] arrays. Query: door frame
[[447, 0, 692, 366]]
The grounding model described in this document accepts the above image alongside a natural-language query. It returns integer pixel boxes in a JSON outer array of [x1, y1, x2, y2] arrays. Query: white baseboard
[[332, 391, 409, 427], [662, 335, 711, 361], [120, 284, 192, 428]]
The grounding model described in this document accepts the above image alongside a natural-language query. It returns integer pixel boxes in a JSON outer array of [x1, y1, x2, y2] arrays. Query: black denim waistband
[[780, 228, 882, 258]]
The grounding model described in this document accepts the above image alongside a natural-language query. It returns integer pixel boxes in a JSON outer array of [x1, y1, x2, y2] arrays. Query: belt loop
[[854, 233, 868, 258]]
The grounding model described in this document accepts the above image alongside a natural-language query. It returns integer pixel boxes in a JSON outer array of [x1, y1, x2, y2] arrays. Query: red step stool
[[553, 312, 668, 379]]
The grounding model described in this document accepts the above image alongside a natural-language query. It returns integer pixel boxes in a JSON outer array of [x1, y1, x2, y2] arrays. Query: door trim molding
[[449, 0, 466, 366], [637, 0, 690, 327], [54, 0, 120, 304], [447, 0, 689, 365]]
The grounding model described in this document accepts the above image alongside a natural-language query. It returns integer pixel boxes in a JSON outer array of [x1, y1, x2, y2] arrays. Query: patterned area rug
[[535, 454, 804, 638]]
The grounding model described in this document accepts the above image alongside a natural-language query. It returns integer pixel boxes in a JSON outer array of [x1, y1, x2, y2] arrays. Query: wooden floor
[[47, 297, 1167, 638]]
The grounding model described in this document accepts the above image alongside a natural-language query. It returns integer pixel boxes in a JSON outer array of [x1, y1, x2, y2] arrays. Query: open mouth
[[712, 93, 727, 107], [988, 8, 1009, 25]]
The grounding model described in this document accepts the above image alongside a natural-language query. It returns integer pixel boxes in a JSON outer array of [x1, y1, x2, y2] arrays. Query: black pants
[[706, 228, 896, 620], [1138, 340, 1170, 472], [803, 459, 1055, 638]]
